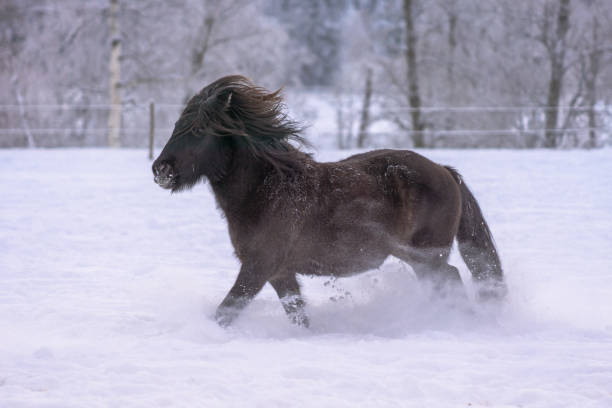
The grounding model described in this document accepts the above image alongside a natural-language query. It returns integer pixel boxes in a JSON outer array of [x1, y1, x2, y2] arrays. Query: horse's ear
[[205, 90, 232, 111], [224, 92, 232, 111]]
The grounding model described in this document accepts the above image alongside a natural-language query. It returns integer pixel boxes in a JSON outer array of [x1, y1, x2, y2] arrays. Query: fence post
[[148, 101, 155, 160]]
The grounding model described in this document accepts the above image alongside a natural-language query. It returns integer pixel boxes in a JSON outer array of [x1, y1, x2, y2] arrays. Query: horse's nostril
[[154, 162, 171, 176], [153, 161, 177, 189]]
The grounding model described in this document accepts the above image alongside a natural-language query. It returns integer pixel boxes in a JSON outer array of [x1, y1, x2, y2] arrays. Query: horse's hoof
[[214, 309, 236, 328], [477, 281, 508, 302], [290, 312, 310, 329]]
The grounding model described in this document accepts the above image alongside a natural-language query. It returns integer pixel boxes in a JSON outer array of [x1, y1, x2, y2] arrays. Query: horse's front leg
[[269, 273, 310, 328], [215, 263, 267, 327]]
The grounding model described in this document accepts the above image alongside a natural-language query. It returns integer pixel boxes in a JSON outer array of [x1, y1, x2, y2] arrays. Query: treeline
[[1, 0, 611, 148]]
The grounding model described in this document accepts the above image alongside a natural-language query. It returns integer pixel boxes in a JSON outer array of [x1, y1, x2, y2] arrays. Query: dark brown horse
[[153, 75, 506, 328]]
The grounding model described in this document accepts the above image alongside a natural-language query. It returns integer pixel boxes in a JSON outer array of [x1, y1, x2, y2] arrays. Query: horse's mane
[[181, 75, 309, 174]]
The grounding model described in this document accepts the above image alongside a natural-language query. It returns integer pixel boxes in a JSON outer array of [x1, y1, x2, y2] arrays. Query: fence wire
[[0, 103, 609, 148]]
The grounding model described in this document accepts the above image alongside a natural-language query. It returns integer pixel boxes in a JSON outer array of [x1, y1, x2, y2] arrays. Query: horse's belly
[[295, 249, 388, 277]]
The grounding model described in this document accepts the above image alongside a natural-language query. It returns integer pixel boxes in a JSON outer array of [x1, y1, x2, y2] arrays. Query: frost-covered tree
[[0, 0, 110, 147], [1, 0, 611, 148], [0, 0, 297, 147], [108, 0, 122, 148], [334, 5, 378, 148], [266, 0, 348, 87]]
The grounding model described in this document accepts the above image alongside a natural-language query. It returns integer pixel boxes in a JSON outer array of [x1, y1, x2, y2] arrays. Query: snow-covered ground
[[1, 148, 611, 407]]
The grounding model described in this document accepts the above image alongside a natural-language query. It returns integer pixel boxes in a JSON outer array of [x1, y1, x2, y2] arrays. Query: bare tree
[[335, 4, 379, 149], [579, 2, 612, 148], [11, 74, 35, 148], [357, 67, 373, 148], [541, 0, 571, 148], [402, 0, 425, 147], [442, 0, 457, 131], [107, 0, 122, 147], [1, 0, 41, 147]]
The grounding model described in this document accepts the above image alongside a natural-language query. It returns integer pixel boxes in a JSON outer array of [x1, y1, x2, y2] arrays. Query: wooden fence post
[[148, 101, 155, 160]]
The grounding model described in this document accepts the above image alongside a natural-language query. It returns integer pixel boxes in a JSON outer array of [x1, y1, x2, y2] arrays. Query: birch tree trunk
[[107, 0, 122, 148], [357, 67, 373, 148]]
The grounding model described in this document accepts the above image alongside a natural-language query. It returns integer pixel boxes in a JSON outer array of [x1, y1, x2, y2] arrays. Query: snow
[[1, 148, 612, 407]]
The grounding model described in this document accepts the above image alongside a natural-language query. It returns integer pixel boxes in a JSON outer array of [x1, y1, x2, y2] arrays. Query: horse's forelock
[[194, 76, 302, 139]]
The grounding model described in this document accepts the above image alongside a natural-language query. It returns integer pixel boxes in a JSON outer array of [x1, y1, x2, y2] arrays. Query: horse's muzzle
[[153, 161, 176, 189]]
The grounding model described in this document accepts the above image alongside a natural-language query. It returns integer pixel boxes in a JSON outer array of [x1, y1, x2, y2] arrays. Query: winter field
[[1, 147, 611, 407]]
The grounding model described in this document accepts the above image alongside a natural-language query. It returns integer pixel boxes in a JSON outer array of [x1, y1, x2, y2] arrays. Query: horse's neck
[[210, 144, 314, 220], [209, 147, 268, 216]]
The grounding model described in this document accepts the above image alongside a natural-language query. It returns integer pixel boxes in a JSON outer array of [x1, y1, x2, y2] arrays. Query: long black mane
[[179, 75, 308, 174]]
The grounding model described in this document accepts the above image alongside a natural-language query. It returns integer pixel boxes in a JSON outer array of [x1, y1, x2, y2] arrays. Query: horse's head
[[153, 75, 304, 191], [152, 76, 241, 192]]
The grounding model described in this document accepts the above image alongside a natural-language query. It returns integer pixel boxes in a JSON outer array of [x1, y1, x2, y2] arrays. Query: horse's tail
[[445, 166, 507, 300]]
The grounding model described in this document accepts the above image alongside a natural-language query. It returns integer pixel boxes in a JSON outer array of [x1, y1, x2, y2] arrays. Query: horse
[[152, 75, 506, 328]]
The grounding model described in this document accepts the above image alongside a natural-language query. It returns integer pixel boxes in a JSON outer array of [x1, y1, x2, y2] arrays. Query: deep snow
[[1, 148, 611, 407]]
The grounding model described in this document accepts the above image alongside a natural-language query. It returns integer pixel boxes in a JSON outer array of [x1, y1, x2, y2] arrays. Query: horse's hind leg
[[269, 274, 310, 328], [393, 238, 465, 298], [413, 258, 463, 292], [394, 181, 465, 296], [408, 256, 469, 305], [215, 263, 268, 327]]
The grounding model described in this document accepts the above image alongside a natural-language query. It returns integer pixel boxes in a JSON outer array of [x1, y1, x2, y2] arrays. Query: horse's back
[[339, 149, 455, 190]]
